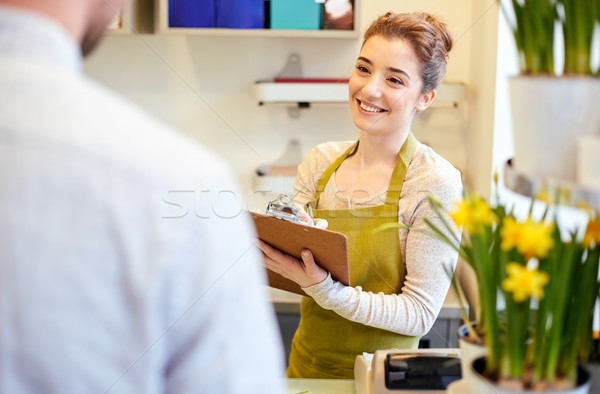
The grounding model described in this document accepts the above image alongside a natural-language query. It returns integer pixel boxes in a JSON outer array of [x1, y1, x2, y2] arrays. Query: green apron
[[287, 133, 420, 379]]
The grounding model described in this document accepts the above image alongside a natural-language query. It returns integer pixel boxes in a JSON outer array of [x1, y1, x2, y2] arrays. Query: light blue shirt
[[0, 6, 285, 393]]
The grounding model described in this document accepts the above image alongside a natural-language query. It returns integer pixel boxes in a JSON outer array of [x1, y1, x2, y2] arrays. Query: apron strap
[[312, 133, 418, 207], [314, 141, 358, 201], [384, 132, 417, 205]]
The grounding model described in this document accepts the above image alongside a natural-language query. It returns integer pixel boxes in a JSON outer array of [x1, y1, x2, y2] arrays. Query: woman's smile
[[356, 99, 388, 114]]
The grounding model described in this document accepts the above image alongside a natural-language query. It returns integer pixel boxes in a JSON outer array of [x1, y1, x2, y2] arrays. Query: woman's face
[[348, 35, 434, 137]]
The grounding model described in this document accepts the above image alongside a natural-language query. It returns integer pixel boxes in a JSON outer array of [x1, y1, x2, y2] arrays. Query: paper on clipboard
[[250, 212, 350, 296]]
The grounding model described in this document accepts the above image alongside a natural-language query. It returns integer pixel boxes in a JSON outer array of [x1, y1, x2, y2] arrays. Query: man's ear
[[416, 89, 436, 111]]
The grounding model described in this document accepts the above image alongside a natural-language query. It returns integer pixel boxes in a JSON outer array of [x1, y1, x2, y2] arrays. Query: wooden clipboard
[[250, 212, 350, 296]]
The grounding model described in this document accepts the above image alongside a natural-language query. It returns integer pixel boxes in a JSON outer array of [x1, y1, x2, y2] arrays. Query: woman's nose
[[362, 75, 383, 99]]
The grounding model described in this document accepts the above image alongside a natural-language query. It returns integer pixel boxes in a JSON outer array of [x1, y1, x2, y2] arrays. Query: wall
[[84, 0, 498, 204], [465, 1, 498, 200]]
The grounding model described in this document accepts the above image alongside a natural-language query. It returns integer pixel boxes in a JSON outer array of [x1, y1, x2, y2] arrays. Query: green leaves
[[559, 0, 597, 75], [500, 0, 556, 75], [499, 0, 599, 75]]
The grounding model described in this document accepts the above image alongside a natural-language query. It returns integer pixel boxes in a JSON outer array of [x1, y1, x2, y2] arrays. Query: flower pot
[[469, 356, 591, 394], [509, 76, 600, 184], [583, 362, 600, 394], [457, 322, 487, 381]]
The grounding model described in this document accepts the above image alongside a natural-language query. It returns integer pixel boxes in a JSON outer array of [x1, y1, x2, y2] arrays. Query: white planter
[[583, 362, 600, 394], [457, 323, 487, 381], [509, 76, 600, 183], [469, 356, 591, 394]]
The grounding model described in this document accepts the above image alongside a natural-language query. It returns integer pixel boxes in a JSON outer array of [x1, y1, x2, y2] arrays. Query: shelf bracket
[[277, 53, 308, 118], [286, 102, 310, 118], [277, 53, 302, 79]]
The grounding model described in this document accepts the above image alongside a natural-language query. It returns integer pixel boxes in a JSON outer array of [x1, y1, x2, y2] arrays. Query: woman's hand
[[258, 240, 328, 288], [295, 203, 329, 229]]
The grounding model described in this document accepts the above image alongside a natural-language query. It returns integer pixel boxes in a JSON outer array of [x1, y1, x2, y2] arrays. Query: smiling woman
[[349, 35, 433, 142], [257, 12, 463, 379]]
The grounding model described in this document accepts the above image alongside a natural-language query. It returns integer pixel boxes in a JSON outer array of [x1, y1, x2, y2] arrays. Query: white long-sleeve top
[[0, 7, 285, 393], [293, 140, 462, 337]]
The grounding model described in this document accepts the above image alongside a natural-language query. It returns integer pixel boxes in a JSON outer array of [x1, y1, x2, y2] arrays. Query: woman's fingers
[[257, 239, 278, 259], [257, 241, 327, 287], [314, 218, 328, 229], [300, 249, 313, 264], [258, 240, 295, 263], [295, 203, 315, 226], [300, 249, 328, 285], [258, 240, 299, 272]]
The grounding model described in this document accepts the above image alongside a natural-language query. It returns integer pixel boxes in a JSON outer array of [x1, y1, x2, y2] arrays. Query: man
[[0, 0, 285, 392]]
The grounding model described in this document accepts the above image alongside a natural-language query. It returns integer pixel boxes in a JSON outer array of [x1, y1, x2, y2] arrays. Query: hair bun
[[420, 13, 454, 53]]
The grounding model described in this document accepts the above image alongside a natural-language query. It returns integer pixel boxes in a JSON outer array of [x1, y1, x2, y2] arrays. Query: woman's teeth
[[359, 101, 385, 113]]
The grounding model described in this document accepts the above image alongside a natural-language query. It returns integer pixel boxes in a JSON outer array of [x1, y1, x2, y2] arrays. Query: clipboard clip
[[265, 193, 303, 223]]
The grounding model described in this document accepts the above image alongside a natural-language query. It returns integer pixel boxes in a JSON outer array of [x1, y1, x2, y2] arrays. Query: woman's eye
[[388, 77, 404, 85], [356, 65, 369, 73]]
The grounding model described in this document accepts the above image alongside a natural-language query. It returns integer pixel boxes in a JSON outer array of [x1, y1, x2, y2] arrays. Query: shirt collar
[[0, 5, 82, 73]]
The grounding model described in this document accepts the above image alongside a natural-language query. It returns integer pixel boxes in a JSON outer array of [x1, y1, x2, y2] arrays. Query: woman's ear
[[416, 89, 436, 111]]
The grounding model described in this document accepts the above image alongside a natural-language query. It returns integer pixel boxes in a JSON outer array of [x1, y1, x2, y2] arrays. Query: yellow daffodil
[[500, 217, 554, 259], [450, 196, 496, 235], [500, 217, 520, 252], [501, 262, 550, 302], [583, 217, 600, 249]]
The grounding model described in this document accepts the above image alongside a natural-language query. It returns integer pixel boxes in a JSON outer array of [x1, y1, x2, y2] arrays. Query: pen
[[305, 203, 315, 226]]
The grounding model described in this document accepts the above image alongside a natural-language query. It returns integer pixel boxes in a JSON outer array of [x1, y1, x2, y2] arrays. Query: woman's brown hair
[[362, 12, 453, 93]]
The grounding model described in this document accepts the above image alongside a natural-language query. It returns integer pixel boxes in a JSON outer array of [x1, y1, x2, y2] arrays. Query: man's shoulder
[[3, 62, 233, 188], [68, 74, 232, 184]]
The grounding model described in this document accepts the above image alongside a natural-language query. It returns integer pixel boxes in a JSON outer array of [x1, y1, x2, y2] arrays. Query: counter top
[[284, 378, 466, 394], [285, 378, 355, 394], [284, 348, 463, 393]]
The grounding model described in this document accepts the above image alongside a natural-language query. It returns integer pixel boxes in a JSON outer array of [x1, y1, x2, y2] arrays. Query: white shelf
[[254, 81, 469, 107], [159, 27, 359, 39], [156, 0, 360, 38], [254, 81, 349, 103], [503, 159, 600, 211]]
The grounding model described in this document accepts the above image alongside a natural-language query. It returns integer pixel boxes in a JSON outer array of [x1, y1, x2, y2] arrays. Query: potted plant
[[582, 269, 600, 393], [498, 0, 600, 184], [423, 182, 600, 392], [586, 330, 600, 392]]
